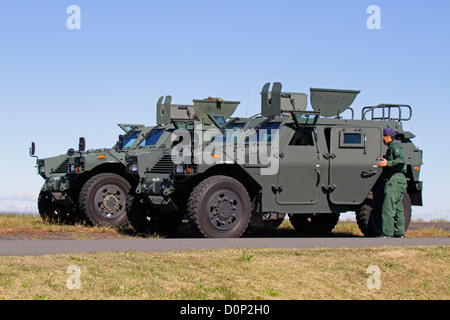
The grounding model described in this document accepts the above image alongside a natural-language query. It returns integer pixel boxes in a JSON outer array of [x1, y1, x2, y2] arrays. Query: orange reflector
[[415, 166, 419, 171], [212, 154, 220, 159], [98, 155, 106, 159], [186, 167, 192, 174], [77, 167, 81, 172]]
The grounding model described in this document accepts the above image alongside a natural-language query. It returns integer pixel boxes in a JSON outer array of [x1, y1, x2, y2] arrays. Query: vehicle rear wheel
[[187, 175, 251, 238], [79, 173, 130, 227], [289, 213, 340, 236], [356, 182, 411, 237]]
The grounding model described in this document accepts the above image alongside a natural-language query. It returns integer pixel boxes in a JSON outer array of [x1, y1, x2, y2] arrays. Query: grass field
[[0, 214, 448, 300], [0, 246, 448, 300]]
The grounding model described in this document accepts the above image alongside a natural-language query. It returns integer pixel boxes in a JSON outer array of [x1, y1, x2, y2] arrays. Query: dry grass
[[0, 214, 448, 300], [0, 246, 448, 300], [1, 214, 447, 239], [0, 214, 130, 239]]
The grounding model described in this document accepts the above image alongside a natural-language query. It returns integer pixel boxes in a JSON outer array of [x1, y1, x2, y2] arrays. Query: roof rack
[[361, 104, 412, 121]]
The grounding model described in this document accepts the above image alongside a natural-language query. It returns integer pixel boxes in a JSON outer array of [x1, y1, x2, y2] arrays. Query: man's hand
[[377, 158, 388, 167]]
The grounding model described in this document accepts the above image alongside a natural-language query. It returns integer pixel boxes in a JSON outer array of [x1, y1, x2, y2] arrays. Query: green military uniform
[[382, 140, 407, 237]]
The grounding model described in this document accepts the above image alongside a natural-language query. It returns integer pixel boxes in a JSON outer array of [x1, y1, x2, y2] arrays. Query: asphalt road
[[1, 237, 449, 256]]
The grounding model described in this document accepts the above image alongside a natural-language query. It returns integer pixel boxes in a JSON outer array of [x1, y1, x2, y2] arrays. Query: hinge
[[322, 184, 336, 191], [323, 153, 336, 159]]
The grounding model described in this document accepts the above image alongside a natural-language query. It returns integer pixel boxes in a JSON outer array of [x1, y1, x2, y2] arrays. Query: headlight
[[69, 164, 76, 173], [127, 155, 139, 173], [176, 164, 184, 174], [175, 164, 193, 174], [127, 162, 139, 173], [38, 160, 45, 174]]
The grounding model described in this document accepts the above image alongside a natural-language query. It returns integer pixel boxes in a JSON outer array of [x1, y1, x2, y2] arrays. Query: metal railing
[[361, 104, 412, 121]]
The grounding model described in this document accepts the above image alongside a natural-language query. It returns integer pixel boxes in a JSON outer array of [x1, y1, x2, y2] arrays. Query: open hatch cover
[[310, 88, 360, 118]]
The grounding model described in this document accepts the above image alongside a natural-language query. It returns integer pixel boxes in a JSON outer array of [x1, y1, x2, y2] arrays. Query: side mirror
[[118, 135, 124, 150], [79, 137, 86, 152], [29, 142, 36, 156]]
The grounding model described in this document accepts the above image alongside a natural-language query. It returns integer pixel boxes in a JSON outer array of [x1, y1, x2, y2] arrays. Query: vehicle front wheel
[[79, 173, 130, 227], [187, 175, 251, 238]]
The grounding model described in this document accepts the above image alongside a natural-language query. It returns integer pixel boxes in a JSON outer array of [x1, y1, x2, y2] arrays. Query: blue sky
[[0, 0, 449, 220]]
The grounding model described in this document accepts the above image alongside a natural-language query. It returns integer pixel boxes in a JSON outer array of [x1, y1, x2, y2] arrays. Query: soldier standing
[[376, 127, 407, 238]]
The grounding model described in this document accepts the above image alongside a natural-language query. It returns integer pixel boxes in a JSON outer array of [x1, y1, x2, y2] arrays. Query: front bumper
[[137, 174, 179, 212]]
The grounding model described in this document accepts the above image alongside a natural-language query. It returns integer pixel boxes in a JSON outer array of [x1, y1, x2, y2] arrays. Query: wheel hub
[[207, 190, 241, 231], [94, 184, 125, 219], [216, 198, 234, 220], [103, 194, 119, 211]]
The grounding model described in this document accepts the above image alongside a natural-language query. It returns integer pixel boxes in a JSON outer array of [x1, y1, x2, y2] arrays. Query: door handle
[[361, 169, 377, 177], [315, 164, 321, 185]]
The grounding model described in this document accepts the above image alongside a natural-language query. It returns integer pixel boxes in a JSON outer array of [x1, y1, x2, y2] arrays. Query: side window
[[289, 129, 314, 146], [339, 131, 365, 148]]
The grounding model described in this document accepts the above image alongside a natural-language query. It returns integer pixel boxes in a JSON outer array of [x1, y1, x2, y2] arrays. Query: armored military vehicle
[[30, 95, 237, 228], [126, 82, 423, 238]]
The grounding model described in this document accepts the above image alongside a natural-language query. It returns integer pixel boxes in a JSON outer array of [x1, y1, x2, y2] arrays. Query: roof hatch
[[310, 88, 360, 118]]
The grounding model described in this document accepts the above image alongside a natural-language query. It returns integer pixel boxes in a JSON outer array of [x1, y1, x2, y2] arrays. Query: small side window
[[289, 130, 314, 146], [339, 131, 364, 148], [343, 133, 361, 144]]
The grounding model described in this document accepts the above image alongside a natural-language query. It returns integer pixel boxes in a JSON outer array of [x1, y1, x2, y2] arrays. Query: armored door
[[275, 127, 322, 205], [329, 126, 383, 205]]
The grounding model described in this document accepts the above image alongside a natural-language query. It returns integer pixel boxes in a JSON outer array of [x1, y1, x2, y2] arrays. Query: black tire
[[356, 182, 412, 237], [289, 213, 340, 236], [79, 173, 131, 227], [126, 189, 183, 236], [38, 190, 77, 224], [187, 175, 251, 238]]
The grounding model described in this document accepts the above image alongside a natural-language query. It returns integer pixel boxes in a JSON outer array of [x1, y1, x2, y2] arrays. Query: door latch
[[321, 184, 336, 191], [323, 153, 336, 159]]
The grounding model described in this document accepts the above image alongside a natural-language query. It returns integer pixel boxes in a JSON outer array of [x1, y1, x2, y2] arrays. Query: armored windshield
[[213, 122, 246, 143], [173, 120, 196, 131], [246, 122, 281, 143], [138, 128, 165, 147], [122, 130, 142, 148]]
